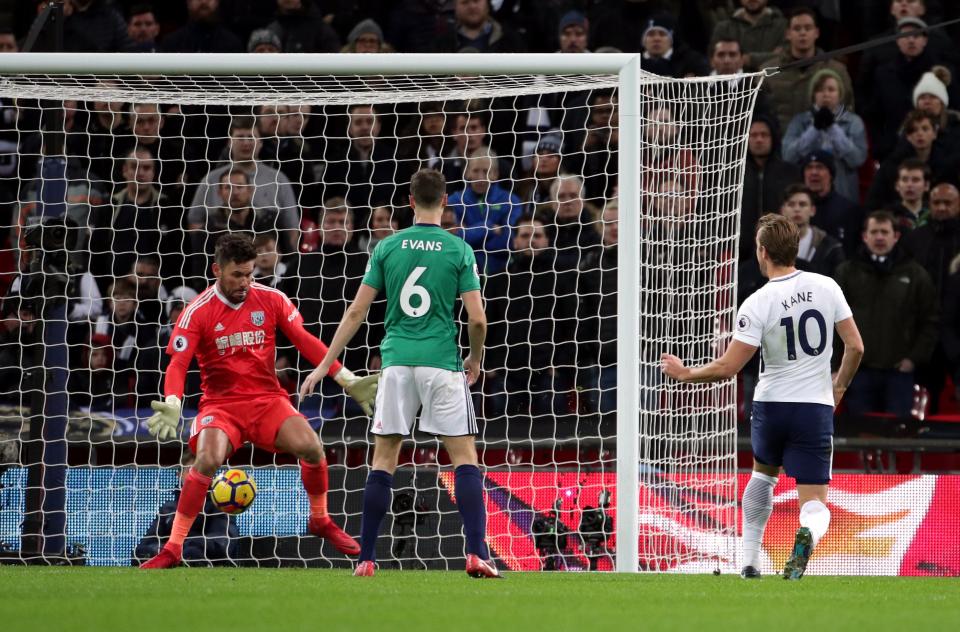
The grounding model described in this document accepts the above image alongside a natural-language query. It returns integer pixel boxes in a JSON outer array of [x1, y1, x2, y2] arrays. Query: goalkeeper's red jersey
[[164, 282, 342, 405]]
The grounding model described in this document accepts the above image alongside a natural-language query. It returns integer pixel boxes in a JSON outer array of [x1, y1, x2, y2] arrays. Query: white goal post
[[0, 53, 763, 572]]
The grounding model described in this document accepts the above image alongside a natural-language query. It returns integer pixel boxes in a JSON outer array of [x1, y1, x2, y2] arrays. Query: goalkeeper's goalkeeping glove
[[147, 395, 182, 441], [334, 368, 380, 416]]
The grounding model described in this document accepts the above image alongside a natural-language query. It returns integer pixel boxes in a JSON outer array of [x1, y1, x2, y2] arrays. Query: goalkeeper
[[141, 233, 379, 569]]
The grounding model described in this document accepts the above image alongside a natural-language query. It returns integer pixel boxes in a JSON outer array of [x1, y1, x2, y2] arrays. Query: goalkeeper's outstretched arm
[[298, 283, 380, 410]]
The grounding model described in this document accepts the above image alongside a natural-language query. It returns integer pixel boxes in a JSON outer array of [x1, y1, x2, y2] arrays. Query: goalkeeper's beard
[[218, 281, 248, 304]]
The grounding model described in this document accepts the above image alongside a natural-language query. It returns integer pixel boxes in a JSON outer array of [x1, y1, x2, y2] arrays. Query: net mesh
[[0, 68, 762, 570]]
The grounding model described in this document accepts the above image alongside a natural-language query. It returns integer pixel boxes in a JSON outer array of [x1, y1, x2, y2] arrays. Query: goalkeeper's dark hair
[[411, 169, 447, 209], [756, 213, 798, 267], [215, 233, 258, 267]]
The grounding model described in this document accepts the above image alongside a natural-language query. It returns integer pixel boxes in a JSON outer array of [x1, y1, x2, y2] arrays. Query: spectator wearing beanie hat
[[782, 67, 868, 203], [557, 10, 590, 54], [914, 66, 960, 153], [342, 19, 394, 53], [801, 149, 862, 251], [640, 12, 709, 79], [247, 28, 281, 54]]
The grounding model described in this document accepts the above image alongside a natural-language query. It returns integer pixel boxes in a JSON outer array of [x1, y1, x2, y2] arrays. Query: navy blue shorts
[[750, 401, 834, 485]]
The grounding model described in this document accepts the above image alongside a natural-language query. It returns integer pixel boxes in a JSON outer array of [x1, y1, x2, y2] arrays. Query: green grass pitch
[[0, 568, 957, 632]]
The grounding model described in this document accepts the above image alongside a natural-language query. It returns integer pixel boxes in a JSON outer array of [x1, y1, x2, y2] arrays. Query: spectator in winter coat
[[434, 0, 525, 54], [760, 7, 854, 132], [161, 0, 242, 53], [888, 158, 932, 231], [913, 67, 960, 155], [802, 150, 862, 253], [61, 0, 135, 53], [863, 16, 955, 160], [866, 110, 953, 212], [483, 215, 577, 419], [901, 183, 960, 410], [576, 200, 619, 415], [779, 183, 844, 277], [710, 0, 787, 71], [189, 116, 298, 255], [835, 210, 939, 417], [903, 183, 960, 300], [782, 69, 868, 203], [740, 114, 801, 260], [266, 0, 340, 53], [640, 13, 710, 79], [448, 148, 524, 275]]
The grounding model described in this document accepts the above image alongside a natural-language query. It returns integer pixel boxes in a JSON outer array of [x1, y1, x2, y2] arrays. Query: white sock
[[741, 471, 777, 569], [799, 499, 831, 547]]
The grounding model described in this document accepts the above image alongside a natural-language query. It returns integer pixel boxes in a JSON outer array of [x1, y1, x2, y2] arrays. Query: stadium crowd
[[2, 0, 960, 429]]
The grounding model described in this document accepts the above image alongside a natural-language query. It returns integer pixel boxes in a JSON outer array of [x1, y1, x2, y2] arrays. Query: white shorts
[[371, 366, 477, 436]]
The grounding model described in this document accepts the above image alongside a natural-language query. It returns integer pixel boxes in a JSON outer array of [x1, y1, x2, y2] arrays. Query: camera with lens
[[531, 507, 569, 571], [20, 216, 85, 308], [579, 490, 614, 570]]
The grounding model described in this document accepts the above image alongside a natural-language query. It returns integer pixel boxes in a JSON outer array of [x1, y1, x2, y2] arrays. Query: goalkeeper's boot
[[740, 566, 761, 579], [354, 561, 376, 577], [309, 516, 361, 556], [140, 543, 182, 569], [466, 554, 503, 579], [783, 527, 813, 580]]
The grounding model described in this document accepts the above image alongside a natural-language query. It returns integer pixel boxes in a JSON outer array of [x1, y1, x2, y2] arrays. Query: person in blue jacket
[[447, 148, 525, 275]]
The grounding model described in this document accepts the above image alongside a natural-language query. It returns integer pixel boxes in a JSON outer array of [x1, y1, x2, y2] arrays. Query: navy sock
[[359, 470, 393, 562], [454, 464, 489, 559]]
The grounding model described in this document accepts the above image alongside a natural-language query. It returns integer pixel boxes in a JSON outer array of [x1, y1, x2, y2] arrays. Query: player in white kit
[[661, 214, 863, 580]]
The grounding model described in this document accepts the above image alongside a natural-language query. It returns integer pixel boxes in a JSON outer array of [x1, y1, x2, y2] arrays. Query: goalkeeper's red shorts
[[188, 396, 302, 454]]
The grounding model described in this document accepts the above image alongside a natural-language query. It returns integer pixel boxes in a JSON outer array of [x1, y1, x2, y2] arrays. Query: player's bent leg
[[356, 435, 403, 569], [141, 428, 232, 569], [274, 415, 361, 556], [740, 460, 779, 579], [442, 435, 500, 578]]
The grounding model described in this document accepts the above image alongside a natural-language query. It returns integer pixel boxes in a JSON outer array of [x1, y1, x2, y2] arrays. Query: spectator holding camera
[[782, 69, 868, 203]]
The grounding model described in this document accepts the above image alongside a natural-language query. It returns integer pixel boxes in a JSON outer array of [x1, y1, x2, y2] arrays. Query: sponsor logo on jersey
[[287, 309, 298, 322], [214, 322, 225, 331], [251, 311, 265, 326], [737, 315, 750, 331], [173, 335, 188, 352], [472, 263, 480, 279], [216, 330, 266, 354]]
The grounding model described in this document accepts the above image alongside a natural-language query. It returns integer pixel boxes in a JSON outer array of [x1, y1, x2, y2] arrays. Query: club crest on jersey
[[251, 311, 265, 326]]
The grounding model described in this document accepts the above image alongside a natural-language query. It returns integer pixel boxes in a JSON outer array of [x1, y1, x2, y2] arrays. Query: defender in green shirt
[[299, 168, 499, 578]]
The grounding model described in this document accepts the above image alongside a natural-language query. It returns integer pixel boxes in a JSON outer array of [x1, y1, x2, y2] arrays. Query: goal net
[[0, 54, 762, 571]]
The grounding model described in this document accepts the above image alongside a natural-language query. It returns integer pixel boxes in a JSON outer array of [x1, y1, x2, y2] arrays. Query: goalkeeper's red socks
[[455, 464, 490, 560], [358, 469, 393, 562], [300, 459, 329, 519], [140, 468, 211, 569], [303, 459, 361, 555]]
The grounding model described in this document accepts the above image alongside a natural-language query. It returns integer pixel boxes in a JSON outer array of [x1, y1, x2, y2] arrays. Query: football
[[209, 468, 257, 515]]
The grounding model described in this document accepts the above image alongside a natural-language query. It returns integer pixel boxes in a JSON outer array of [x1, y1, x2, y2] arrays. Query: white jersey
[[733, 270, 852, 406]]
